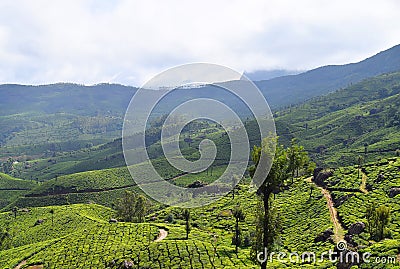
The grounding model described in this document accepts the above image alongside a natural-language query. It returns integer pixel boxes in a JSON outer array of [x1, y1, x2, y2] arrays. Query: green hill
[[1, 157, 399, 268], [1, 44, 400, 159], [275, 71, 400, 166], [0, 173, 37, 209]]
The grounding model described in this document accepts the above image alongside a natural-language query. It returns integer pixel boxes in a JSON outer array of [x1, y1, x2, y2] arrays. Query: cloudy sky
[[0, 0, 399, 86]]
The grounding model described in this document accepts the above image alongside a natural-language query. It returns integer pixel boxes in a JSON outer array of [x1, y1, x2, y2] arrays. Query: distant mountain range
[[241, 69, 304, 81], [255, 44, 400, 107], [1, 44, 400, 150], [1, 44, 400, 115]]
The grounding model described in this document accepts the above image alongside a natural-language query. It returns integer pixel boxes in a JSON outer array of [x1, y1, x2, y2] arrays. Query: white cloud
[[0, 0, 399, 86]]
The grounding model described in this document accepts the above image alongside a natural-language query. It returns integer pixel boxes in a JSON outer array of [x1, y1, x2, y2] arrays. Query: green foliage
[[232, 206, 245, 253], [0, 173, 37, 209], [275, 71, 400, 166], [182, 209, 191, 240], [116, 191, 149, 223], [366, 202, 391, 241], [0, 224, 12, 250]]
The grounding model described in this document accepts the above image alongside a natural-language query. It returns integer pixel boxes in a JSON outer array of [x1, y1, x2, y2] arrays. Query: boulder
[[347, 222, 365, 235], [313, 168, 334, 187], [388, 187, 400, 198], [34, 219, 44, 226], [375, 173, 385, 183], [344, 234, 357, 248], [332, 193, 354, 207], [314, 228, 334, 243], [122, 260, 134, 268], [109, 218, 118, 223]]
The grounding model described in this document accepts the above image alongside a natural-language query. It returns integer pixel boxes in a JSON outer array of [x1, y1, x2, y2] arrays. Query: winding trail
[[306, 177, 344, 243], [154, 229, 168, 242], [14, 260, 26, 269], [319, 187, 344, 243], [360, 170, 369, 194]]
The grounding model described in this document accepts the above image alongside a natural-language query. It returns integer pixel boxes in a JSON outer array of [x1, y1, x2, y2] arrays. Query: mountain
[[275, 71, 400, 166], [1, 44, 400, 156], [241, 69, 303, 81], [256, 44, 400, 107]]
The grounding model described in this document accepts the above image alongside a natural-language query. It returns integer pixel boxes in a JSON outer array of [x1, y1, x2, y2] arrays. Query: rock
[[314, 228, 334, 243], [361, 167, 367, 174], [312, 168, 334, 187], [313, 167, 324, 180], [347, 222, 365, 235], [366, 183, 373, 191], [388, 187, 400, 198], [122, 260, 134, 268], [332, 193, 354, 207], [109, 218, 118, 223], [375, 173, 385, 183], [344, 234, 357, 248], [21, 208, 30, 213], [34, 219, 44, 226]]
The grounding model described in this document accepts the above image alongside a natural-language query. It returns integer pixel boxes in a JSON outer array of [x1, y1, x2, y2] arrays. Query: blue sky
[[0, 0, 399, 86]]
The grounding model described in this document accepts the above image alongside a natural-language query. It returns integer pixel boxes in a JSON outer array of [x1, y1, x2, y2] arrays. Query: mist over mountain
[[241, 69, 304, 81]]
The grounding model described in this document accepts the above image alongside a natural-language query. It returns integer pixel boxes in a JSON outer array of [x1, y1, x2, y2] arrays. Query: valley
[[1, 46, 400, 269]]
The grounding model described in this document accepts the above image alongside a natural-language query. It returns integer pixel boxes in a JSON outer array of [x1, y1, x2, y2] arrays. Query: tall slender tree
[[12, 206, 18, 219], [232, 206, 245, 254], [249, 137, 287, 269], [182, 209, 191, 239], [49, 208, 55, 225]]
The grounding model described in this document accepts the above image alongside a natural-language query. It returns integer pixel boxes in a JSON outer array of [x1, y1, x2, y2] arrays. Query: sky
[[0, 0, 400, 86]]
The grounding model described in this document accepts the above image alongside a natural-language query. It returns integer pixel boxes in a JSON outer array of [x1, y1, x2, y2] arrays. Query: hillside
[[6, 71, 400, 184], [1, 44, 400, 157], [0, 173, 37, 209], [256, 44, 400, 107], [275, 71, 400, 166], [2, 157, 399, 268], [0, 180, 335, 269]]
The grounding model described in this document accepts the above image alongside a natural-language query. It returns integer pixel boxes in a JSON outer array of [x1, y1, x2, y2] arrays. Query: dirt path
[[14, 260, 26, 269], [360, 170, 369, 194], [320, 187, 344, 243], [306, 177, 344, 243], [154, 229, 168, 242]]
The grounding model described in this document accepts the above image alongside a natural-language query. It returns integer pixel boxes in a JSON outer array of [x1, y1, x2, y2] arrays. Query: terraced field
[[0, 173, 37, 209]]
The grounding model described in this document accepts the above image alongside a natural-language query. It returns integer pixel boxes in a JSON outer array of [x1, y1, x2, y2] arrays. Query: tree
[[134, 195, 147, 223], [117, 191, 149, 223], [249, 137, 288, 269], [252, 197, 282, 266], [232, 206, 245, 254], [366, 202, 390, 241], [2, 158, 14, 174], [182, 209, 191, 240], [250, 137, 311, 268], [49, 209, 55, 225], [12, 206, 18, 219], [0, 225, 12, 250], [287, 138, 310, 182]]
